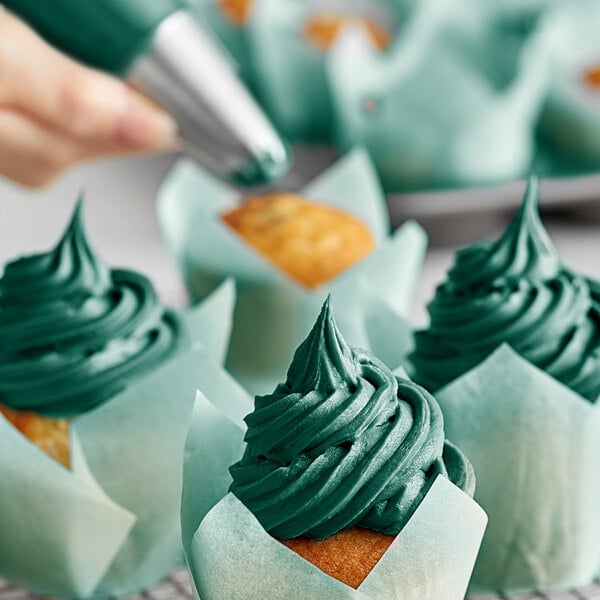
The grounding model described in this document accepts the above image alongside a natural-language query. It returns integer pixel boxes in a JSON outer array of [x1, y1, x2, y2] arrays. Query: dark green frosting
[[0, 199, 186, 417], [229, 297, 474, 540], [411, 177, 600, 400]]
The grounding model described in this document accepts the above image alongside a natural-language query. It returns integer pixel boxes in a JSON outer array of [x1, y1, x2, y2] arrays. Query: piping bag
[[4, 0, 292, 184]]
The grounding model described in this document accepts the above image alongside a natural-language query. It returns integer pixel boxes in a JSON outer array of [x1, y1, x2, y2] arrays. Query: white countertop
[[1, 152, 599, 326]]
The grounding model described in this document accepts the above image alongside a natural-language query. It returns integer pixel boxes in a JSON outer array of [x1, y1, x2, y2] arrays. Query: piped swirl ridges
[[0, 199, 186, 417], [411, 177, 600, 400], [229, 297, 474, 540]]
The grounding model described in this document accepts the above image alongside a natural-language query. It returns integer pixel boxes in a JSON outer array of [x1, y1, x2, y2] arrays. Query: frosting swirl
[[411, 177, 600, 400], [229, 297, 474, 540], [0, 200, 186, 417]]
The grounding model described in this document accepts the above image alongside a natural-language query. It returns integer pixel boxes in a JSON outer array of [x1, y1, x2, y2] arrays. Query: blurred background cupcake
[[189, 0, 600, 191]]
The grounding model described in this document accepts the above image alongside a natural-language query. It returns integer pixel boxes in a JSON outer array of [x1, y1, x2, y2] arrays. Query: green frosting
[[229, 297, 474, 540], [0, 199, 186, 417], [411, 176, 600, 400]]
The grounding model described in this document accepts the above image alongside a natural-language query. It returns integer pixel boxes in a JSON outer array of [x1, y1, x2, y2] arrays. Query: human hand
[[0, 8, 179, 187]]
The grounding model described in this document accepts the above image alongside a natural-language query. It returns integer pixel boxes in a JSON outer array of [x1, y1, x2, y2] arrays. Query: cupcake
[[409, 177, 600, 592], [159, 150, 426, 394], [411, 176, 600, 399], [247, 0, 405, 141], [221, 192, 376, 289], [181, 298, 487, 600], [0, 201, 184, 465], [0, 198, 235, 598], [328, 0, 550, 190]]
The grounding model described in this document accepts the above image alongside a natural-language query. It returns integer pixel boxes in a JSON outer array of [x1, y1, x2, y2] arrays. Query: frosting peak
[[0, 199, 186, 417], [286, 296, 359, 395], [447, 177, 559, 293], [1, 198, 111, 305], [230, 299, 474, 540], [411, 177, 600, 400]]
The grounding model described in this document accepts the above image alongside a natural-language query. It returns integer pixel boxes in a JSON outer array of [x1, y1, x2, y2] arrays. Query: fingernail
[[114, 102, 179, 150]]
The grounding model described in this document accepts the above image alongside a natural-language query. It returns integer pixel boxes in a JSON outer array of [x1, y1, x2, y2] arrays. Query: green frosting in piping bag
[[411, 176, 600, 400], [229, 297, 474, 540], [0, 199, 186, 417]]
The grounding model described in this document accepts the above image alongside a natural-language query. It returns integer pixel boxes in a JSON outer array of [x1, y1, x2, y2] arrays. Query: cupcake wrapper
[[246, 0, 407, 141], [537, 0, 600, 165], [157, 149, 425, 395], [0, 422, 135, 598], [435, 344, 600, 593], [0, 282, 235, 598], [185, 278, 235, 365], [181, 389, 486, 600], [181, 390, 251, 552], [327, 0, 552, 190]]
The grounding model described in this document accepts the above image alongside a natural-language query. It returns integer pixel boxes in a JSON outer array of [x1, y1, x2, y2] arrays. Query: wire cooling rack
[[3, 568, 600, 599]]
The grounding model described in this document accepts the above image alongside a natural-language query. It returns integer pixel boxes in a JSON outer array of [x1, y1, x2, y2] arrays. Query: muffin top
[[411, 177, 600, 400], [222, 193, 376, 289], [0, 200, 186, 417], [229, 297, 474, 540]]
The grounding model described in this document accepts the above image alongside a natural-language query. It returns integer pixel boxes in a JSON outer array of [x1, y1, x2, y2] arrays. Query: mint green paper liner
[[328, 0, 552, 191], [157, 149, 425, 395], [181, 390, 487, 600], [0, 421, 135, 598], [537, 0, 600, 165], [246, 0, 408, 141], [0, 283, 235, 598], [435, 344, 600, 593]]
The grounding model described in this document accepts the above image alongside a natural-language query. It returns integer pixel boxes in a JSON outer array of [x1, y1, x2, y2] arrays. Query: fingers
[[0, 109, 132, 188], [0, 8, 178, 151]]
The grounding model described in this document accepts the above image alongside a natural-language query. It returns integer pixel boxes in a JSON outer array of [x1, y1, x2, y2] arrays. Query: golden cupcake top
[[221, 192, 376, 288], [0, 405, 70, 468], [303, 13, 391, 52], [218, 0, 253, 26], [583, 64, 600, 90]]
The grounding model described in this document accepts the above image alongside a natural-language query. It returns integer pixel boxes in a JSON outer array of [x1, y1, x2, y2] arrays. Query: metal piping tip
[[129, 11, 292, 185], [233, 142, 294, 185]]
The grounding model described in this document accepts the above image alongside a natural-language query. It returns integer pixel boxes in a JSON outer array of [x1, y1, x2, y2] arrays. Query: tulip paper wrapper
[[245, 0, 408, 142], [181, 388, 487, 600], [435, 344, 600, 593], [157, 149, 425, 395], [328, 0, 553, 191], [537, 0, 600, 167], [0, 282, 235, 598]]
